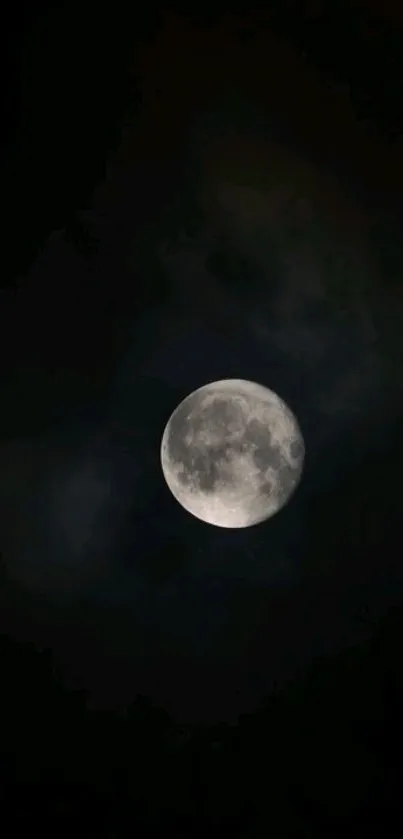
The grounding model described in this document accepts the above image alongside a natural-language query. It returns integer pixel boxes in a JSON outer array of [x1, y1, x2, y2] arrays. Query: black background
[[1, 1, 403, 833]]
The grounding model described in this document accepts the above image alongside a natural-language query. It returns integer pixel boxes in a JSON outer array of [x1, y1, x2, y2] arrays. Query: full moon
[[160, 379, 305, 528]]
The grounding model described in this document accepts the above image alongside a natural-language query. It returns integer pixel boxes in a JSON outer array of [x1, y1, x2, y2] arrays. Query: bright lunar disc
[[160, 379, 305, 528]]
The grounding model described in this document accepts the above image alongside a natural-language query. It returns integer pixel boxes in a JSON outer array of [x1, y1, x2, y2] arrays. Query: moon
[[160, 379, 305, 528]]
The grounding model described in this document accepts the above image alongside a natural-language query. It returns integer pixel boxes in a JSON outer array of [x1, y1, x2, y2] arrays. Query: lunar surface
[[160, 379, 305, 528]]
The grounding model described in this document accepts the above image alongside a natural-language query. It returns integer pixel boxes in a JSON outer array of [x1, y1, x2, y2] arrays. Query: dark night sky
[[1, 3, 403, 725]]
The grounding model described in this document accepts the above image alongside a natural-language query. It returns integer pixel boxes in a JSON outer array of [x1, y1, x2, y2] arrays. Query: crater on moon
[[161, 379, 304, 528]]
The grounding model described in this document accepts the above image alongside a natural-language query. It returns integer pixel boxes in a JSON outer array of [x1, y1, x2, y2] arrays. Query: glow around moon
[[160, 379, 305, 528]]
